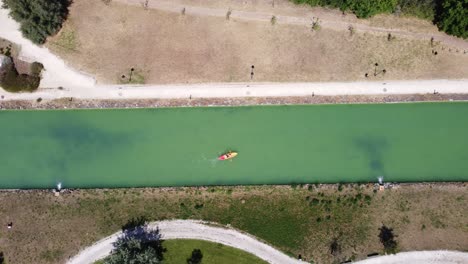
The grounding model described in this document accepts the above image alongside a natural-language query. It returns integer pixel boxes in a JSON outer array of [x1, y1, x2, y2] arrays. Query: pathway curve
[[67, 220, 302, 264], [67, 220, 468, 264], [116, 0, 468, 50]]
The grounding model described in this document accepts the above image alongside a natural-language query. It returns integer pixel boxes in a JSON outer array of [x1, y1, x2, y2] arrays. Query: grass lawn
[[0, 184, 466, 264], [162, 239, 267, 264]]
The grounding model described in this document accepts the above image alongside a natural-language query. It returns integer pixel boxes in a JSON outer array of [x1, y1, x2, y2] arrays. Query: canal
[[1, 102, 467, 188]]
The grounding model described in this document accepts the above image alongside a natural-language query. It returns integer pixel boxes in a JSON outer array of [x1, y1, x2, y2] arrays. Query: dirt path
[[67, 219, 468, 264], [116, 0, 468, 50], [66, 220, 302, 264]]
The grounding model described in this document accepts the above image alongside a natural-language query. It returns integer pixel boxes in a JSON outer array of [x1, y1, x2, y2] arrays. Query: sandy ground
[[0, 1, 95, 89], [118, 0, 468, 50], [67, 219, 468, 264], [67, 220, 302, 264], [47, 0, 468, 85]]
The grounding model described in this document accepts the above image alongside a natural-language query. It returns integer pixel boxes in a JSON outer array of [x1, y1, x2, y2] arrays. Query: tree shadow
[[121, 216, 148, 231]]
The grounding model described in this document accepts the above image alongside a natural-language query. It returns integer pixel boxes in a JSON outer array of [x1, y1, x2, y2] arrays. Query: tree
[[378, 225, 397, 253], [187, 249, 203, 264], [2, 0, 70, 44], [435, 0, 468, 39], [104, 222, 165, 264], [0, 252, 4, 264]]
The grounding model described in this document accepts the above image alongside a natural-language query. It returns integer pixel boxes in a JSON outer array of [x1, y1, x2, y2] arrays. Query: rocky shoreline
[[1, 93, 468, 110]]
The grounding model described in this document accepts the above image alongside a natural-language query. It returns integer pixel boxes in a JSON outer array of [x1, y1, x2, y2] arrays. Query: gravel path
[[67, 220, 302, 264], [67, 220, 468, 264]]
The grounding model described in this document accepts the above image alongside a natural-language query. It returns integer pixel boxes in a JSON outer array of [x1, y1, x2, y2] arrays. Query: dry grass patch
[[46, 0, 468, 84]]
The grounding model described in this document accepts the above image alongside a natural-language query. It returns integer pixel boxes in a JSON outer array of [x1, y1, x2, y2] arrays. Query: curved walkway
[[0, 1, 96, 89], [67, 220, 468, 264], [117, 0, 468, 50], [67, 220, 302, 264]]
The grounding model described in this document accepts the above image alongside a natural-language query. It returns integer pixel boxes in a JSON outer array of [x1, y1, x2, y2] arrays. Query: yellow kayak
[[218, 151, 238, 161]]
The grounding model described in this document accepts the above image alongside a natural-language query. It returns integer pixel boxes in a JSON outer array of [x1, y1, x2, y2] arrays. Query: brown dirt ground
[[0, 183, 466, 264], [46, 0, 468, 85]]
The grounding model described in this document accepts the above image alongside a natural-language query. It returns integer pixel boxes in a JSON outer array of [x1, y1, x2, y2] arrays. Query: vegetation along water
[[1, 102, 468, 188]]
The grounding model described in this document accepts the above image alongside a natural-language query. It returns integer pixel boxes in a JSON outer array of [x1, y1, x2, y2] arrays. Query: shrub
[[378, 225, 397, 253], [293, 0, 398, 18], [187, 249, 203, 264], [3, 0, 70, 44], [397, 0, 436, 20], [30, 62, 44, 77], [0, 63, 40, 92], [435, 0, 468, 39]]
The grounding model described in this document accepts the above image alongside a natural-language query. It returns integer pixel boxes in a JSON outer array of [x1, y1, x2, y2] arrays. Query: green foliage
[[30, 62, 44, 77], [3, 0, 70, 44], [0, 63, 40, 92], [435, 0, 468, 39], [397, 0, 436, 20], [187, 249, 203, 264], [293, 0, 398, 18], [104, 223, 164, 264]]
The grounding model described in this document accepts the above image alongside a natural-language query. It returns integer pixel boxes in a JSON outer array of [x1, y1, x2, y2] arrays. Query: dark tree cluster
[[2, 0, 71, 44], [435, 0, 468, 39], [104, 219, 165, 264]]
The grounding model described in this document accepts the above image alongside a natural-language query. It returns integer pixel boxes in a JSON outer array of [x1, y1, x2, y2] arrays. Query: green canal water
[[1, 102, 468, 188]]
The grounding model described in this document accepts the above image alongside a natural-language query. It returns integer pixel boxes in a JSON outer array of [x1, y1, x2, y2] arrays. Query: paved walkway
[[1, 80, 468, 101]]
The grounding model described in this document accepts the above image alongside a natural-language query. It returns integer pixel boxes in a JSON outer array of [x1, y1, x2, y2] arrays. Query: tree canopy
[[104, 223, 165, 264], [435, 0, 468, 39], [2, 0, 70, 44]]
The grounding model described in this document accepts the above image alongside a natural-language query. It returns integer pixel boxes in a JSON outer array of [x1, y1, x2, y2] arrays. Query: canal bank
[[1, 102, 467, 188]]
